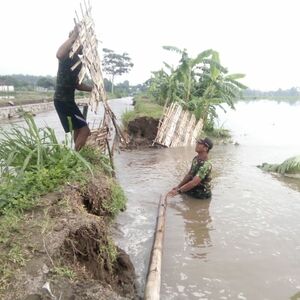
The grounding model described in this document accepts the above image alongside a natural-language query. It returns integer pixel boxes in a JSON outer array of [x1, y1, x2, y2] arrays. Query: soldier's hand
[[167, 189, 178, 198]]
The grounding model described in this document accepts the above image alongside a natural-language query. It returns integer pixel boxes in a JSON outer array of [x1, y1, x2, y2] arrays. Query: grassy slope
[[122, 94, 163, 127]]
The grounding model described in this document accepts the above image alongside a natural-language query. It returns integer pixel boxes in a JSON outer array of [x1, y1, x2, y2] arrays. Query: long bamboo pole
[[144, 194, 168, 300]]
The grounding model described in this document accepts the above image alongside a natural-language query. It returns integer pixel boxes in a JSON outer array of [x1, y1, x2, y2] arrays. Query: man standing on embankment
[[54, 25, 92, 151]]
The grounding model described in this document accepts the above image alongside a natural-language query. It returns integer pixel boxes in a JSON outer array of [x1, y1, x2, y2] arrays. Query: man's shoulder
[[203, 160, 212, 169]]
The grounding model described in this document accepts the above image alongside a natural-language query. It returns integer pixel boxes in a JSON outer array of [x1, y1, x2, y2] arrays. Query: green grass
[[0, 114, 94, 213], [0, 115, 127, 295], [103, 180, 127, 218], [53, 266, 76, 280], [0, 91, 53, 107], [122, 94, 163, 127], [204, 127, 231, 139]]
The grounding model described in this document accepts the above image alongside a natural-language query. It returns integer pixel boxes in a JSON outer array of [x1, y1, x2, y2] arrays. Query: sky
[[1, 0, 300, 91]]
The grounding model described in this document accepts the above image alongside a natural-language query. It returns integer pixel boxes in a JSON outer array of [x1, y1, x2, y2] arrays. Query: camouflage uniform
[[185, 156, 212, 199]]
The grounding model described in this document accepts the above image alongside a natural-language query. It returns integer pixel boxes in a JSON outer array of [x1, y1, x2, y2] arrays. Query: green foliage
[[53, 266, 75, 280], [101, 238, 118, 264], [0, 115, 92, 213], [36, 76, 55, 89], [8, 245, 26, 266], [122, 110, 137, 128], [147, 46, 247, 129], [80, 146, 113, 175], [103, 180, 126, 218], [122, 95, 163, 127], [259, 156, 300, 175], [102, 48, 134, 93], [0, 74, 56, 91], [244, 87, 300, 101], [204, 122, 231, 139], [0, 211, 22, 247]]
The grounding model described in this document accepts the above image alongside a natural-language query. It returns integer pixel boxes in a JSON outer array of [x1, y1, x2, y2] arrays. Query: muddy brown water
[[1, 99, 300, 300]]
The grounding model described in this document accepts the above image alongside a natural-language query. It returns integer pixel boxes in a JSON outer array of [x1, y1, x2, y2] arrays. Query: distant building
[[0, 83, 14, 92]]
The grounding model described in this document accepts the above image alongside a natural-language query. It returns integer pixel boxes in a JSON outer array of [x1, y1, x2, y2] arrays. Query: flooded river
[[113, 100, 300, 300], [1, 99, 300, 299]]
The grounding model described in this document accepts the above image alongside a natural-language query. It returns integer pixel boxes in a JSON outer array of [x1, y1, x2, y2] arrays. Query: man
[[54, 26, 92, 151], [168, 137, 213, 199]]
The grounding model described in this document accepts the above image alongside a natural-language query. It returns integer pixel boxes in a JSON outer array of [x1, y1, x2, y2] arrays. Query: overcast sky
[[1, 0, 300, 90]]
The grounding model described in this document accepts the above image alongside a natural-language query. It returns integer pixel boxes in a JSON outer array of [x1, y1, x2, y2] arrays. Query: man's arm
[[177, 176, 201, 193], [168, 175, 200, 197], [76, 82, 92, 92], [56, 27, 78, 60], [174, 173, 192, 190]]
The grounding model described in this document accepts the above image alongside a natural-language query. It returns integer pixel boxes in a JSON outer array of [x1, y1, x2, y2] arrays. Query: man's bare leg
[[74, 129, 80, 144], [75, 126, 90, 151]]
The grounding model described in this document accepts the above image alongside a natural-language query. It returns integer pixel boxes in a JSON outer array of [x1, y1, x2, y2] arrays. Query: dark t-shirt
[[54, 56, 81, 102]]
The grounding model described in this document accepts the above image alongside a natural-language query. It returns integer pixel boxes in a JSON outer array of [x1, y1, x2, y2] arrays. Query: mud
[[125, 116, 159, 148], [0, 173, 137, 300]]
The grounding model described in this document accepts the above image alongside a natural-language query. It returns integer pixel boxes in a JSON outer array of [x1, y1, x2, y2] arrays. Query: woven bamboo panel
[[69, 1, 127, 154], [153, 103, 203, 148]]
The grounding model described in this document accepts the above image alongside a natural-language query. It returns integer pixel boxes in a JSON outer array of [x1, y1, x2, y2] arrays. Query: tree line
[[0, 48, 135, 96], [243, 87, 300, 99]]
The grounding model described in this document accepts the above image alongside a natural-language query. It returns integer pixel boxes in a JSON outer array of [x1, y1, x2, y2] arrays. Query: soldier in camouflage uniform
[[54, 26, 92, 151], [168, 137, 213, 199]]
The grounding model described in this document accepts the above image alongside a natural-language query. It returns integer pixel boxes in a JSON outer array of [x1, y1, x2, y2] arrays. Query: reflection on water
[[171, 198, 212, 256]]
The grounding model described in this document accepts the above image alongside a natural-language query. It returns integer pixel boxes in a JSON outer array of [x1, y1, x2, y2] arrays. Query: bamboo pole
[[144, 194, 168, 300]]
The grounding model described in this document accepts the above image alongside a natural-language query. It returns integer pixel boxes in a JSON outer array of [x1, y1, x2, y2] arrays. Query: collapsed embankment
[[0, 172, 137, 300], [125, 116, 160, 148], [122, 96, 163, 148]]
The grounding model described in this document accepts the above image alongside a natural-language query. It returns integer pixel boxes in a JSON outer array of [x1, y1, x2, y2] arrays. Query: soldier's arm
[[174, 173, 193, 190], [168, 175, 201, 197]]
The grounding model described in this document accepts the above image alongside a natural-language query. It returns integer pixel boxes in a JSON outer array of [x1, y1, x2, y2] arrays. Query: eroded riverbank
[[1, 98, 300, 299]]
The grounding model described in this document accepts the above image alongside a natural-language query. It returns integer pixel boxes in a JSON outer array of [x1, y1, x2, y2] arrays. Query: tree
[[36, 76, 55, 89], [148, 46, 247, 130], [102, 48, 134, 94]]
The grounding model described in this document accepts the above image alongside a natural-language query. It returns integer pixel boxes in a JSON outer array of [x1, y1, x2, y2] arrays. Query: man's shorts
[[54, 100, 88, 133]]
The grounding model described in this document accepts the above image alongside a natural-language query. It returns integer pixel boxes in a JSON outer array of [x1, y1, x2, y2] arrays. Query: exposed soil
[[124, 117, 159, 149], [0, 173, 137, 300]]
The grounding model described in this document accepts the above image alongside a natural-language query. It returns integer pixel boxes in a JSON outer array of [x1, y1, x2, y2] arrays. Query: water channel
[[1, 98, 300, 300]]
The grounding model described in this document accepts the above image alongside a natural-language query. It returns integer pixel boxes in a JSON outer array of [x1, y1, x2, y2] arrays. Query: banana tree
[[162, 46, 214, 103], [193, 51, 247, 126], [148, 46, 247, 129]]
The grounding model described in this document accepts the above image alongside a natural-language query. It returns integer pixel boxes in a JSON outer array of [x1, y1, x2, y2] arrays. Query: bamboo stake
[[144, 194, 168, 300]]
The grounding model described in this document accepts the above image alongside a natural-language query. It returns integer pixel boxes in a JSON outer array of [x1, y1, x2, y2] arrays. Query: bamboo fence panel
[[183, 114, 196, 146], [170, 110, 190, 147], [155, 102, 176, 146], [163, 104, 182, 147], [153, 103, 203, 148], [68, 1, 127, 155]]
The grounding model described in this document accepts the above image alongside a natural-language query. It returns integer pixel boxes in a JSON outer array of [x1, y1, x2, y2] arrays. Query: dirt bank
[[124, 116, 159, 148], [0, 173, 137, 300]]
